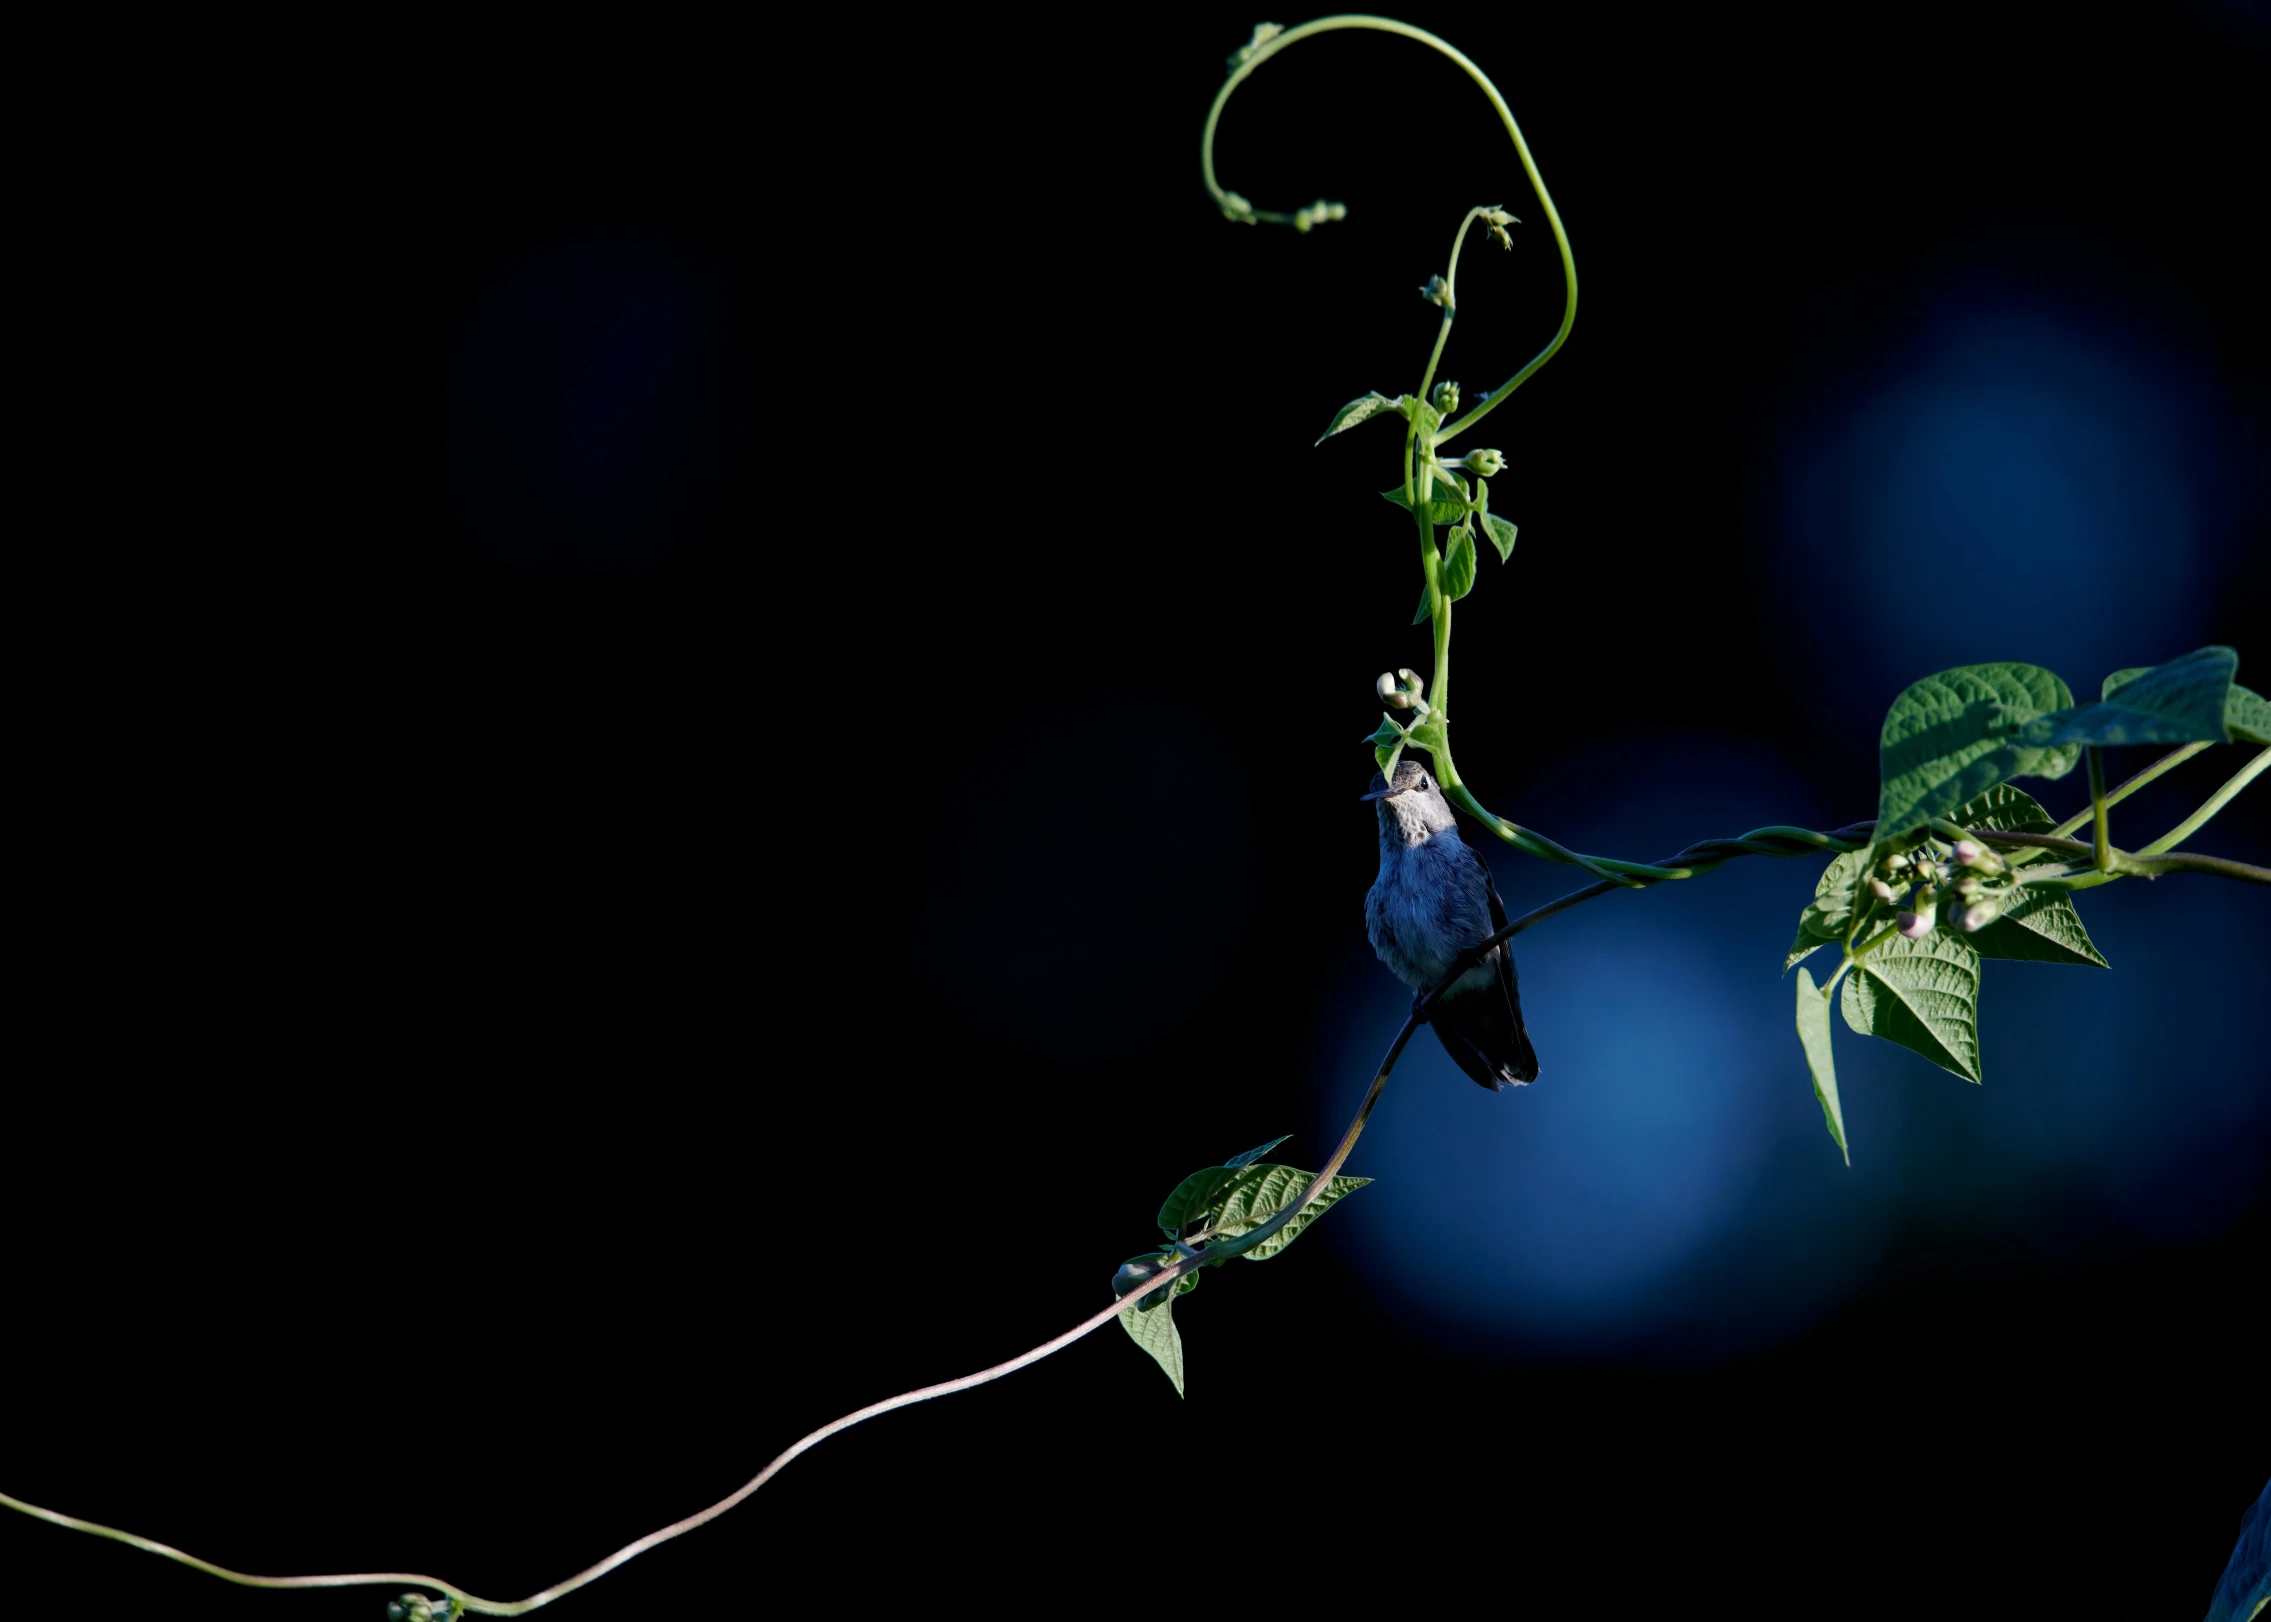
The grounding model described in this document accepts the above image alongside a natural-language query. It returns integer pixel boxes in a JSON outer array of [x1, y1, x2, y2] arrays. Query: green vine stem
[[1202, 15, 1579, 451], [2088, 745, 2113, 872]]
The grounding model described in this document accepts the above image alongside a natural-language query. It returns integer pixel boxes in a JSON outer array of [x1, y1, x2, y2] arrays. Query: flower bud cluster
[[1876, 836, 2016, 939]]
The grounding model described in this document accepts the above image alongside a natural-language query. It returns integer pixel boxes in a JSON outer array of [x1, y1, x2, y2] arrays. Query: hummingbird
[[1363, 758, 1540, 1090]]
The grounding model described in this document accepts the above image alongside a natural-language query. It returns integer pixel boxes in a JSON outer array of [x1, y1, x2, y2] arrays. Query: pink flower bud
[[1961, 902, 1997, 933], [1897, 910, 1935, 939], [1953, 840, 1982, 865]]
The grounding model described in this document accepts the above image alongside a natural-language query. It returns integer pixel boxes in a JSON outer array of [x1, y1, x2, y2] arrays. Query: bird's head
[[1361, 757, 1438, 802], [1362, 758, 1456, 840]]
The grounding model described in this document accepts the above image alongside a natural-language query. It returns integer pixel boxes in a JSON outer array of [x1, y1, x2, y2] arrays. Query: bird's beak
[[1359, 787, 1400, 801]]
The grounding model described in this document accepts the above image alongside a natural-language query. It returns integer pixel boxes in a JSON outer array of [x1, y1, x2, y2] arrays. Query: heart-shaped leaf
[[1316, 392, 1403, 444], [1876, 663, 2078, 838], [1481, 511, 1518, 563], [1198, 1164, 1372, 1261], [1841, 930, 1982, 1083], [1440, 526, 1477, 603], [1793, 846, 1878, 947], [1118, 1287, 1186, 1396]]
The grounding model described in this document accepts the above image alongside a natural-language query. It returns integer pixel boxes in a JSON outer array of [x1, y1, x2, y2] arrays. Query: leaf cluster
[[1790, 647, 2262, 1160], [1113, 1136, 1370, 1395]]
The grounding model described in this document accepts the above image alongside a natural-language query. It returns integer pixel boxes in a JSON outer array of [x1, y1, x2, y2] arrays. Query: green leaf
[[1876, 663, 2078, 839], [1440, 526, 1477, 603], [1222, 1135, 1291, 1170], [1379, 471, 1467, 527], [1409, 400, 1443, 441], [1785, 925, 1831, 975], [1840, 930, 1982, 1083], [1402, 716, 1448, 764], [1795, 846, 1876, 943], [1157, 1169, 1236, 1237], [1201, 1164, 1371, 1260], [1119, 1288, 1185, 1397], [1412, 575, 1436, 625], [2015, 645, 2236, 750], [1968, 887, 2108, 968], [1481, 511, 1518, 563], [1315, 392, 1402, 445], [1946, 782, 2056, 835], [1365, 715, 1407, 781], [2224, 683, 2271, 746], [1795, 968, 1848, 1164], [2101, 667, 2150, 699]]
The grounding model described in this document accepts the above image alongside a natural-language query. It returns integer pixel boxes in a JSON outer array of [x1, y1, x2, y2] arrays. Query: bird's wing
[[1470, 840, 1515, 996], [1465, 839, 1540, 1083]]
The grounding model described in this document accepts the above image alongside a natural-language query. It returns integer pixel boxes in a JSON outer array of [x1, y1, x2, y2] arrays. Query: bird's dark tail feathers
[[1432, 952, 1540, 1091]]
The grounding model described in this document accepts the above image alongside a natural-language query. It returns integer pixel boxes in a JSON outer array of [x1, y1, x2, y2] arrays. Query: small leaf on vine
[[1840, 930, 1983, 1084], [1794, 846, 1876, 944], [1380, 482, 1466, 526], [1785, 924, 1832, 975], [1367, 714, 1409, 780], [1794, 968, 1848, 1164], [1441, 526, 1478, 602], [1118, 1284, 1186, 1397], [1403, 717, 1450, 762], [1316, 392, 1403, 445], [1481, 511, 1518, 564], [1157, 1169, 1238, 1237], [1413, 577, 1437, 626]]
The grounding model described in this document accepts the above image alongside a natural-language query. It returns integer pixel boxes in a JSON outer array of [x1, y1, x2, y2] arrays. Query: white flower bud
[[1420, 274, 1453, 310], [1869, 878, 1896, 902], [1956, 875, 1982, 898], [1961, 901, 1998, 933], [1457, 448, 1506, 476], [1377, 669, 1426, 710], [1897, 909, 1935, 940]]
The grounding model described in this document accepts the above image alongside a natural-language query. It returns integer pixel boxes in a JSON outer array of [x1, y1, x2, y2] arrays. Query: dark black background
[[9, 6, 2267, 1617]]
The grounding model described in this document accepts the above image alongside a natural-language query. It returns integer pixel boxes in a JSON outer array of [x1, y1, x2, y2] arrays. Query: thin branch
[[3, 983, 1456, 1616], [1965, 827, 2270, 885]]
